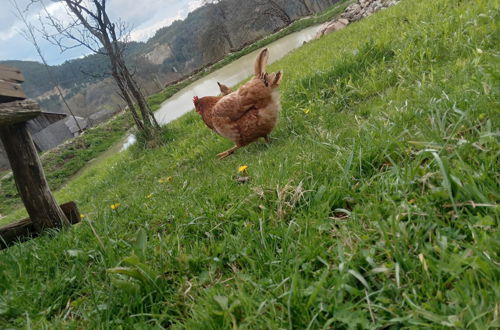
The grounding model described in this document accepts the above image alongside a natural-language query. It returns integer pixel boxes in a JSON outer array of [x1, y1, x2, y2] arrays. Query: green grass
[[0, 0, 499, 328], [0, 0, 351, 220]]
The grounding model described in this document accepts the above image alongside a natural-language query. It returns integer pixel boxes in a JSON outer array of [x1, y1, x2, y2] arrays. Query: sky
[[0, 0, 205, 65]]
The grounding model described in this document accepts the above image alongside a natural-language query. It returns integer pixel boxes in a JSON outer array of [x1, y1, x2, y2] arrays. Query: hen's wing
[[213, 79, 272, 121]]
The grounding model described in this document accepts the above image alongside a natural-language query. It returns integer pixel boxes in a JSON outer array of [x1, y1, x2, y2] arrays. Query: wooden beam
[[0, 122, 69, 232], [0, 100, 41, 127], [0, 81, 26, 103], [0, 65, 25, 83], [0, 202, 80, 249]]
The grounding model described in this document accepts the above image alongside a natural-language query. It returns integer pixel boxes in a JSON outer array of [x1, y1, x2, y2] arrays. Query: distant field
[[0, 0, 498, 328]]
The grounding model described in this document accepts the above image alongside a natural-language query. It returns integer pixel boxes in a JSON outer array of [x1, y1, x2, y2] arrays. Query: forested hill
[[0, 0, 340, 117]]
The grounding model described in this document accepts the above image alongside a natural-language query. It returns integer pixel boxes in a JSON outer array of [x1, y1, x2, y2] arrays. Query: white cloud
[[1, 1, 68, 41], [0, 23, 20, 41], [0, 0, 207, 63], [130, 11, 183, 41], [44, 1, 67, 18], [188, 0, 204, 12], [128, 0, 207, 41]]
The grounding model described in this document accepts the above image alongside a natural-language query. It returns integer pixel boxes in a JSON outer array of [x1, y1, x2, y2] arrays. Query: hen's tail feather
[[272, 71, 283, 87], [254, 48, 269, 77], [218, 82, 233, 96]]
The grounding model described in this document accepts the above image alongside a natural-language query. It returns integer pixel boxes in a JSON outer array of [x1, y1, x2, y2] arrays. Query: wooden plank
[[0, 65, 25, 83], [60, 201, 81, 224], [0, 202, 80, 249], [0, 80, 26, 103], [0, 122, 69, 233], [0, 99, 41, 127]]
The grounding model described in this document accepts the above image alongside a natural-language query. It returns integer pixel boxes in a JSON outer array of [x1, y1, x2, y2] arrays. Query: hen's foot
[[217, 151, 233, 159], [217, 145, 240, 159]]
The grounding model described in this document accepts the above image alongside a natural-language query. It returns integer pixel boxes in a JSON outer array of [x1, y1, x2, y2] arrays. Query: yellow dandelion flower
[[238, 165, 249, 173], [159, 176, 173, 184], [303, 108, 311, 114], [80, 214, 85, 219], [111, 203, 121, 210]]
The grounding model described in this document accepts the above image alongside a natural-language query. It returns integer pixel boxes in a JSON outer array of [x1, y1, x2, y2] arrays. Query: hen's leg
[[264, 135, 271, 143], [217, 145, 240, 159]]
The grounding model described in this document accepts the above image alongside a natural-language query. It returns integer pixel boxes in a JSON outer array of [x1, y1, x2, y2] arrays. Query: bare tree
[[34, 0, 161, 143], [240, 0, 293, 37], [202, 0, 234, 50], [11, 0, 83, 134], [255, 0, 293, 25], [298, 0, 314, 15]]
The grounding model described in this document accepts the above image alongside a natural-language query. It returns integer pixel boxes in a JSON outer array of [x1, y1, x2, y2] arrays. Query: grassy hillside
[[0, 0, 498, 328], [0, 0, 352, 219]]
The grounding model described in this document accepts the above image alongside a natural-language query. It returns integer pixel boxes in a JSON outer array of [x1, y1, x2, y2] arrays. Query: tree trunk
[[216, 3, 235, 49], [119, 61, 159, 130], [60, 0, 162, 143], [300, 0, 314, 14], [223, 29, 235, 50], [112, 70, 144, 131], [268, 0, 292, 25], [106, 36, 160, 134], [103, 38, 145, 132], [0, 123, 69, 231]]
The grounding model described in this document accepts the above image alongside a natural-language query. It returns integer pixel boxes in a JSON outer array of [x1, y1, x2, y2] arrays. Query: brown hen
[[193, 48, 283, 159], [193, 82, 232, 131]]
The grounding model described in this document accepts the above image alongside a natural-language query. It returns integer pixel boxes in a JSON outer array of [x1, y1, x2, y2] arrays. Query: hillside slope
[[0, 0, 498, 328]]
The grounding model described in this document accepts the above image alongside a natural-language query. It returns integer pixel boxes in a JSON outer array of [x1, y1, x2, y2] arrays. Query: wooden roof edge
[[0, 65, 25, 83]]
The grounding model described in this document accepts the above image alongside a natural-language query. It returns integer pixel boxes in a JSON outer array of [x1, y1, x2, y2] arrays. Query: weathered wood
[[0, 65, 25, 83], [0, 202, 80, 249], [0, 122, 69, 232], [0, 100, 41, 127], [0, 81, 26, 103]]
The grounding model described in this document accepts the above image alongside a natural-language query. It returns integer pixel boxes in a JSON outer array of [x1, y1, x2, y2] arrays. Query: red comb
[[193, 96, 199, 104]]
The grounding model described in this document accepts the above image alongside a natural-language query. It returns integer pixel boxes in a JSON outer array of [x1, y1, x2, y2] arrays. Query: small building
[[64, 116, 88, 137]]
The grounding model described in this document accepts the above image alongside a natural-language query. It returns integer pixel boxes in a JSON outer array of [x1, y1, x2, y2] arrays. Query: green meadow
[[0, 0, 498, 328]]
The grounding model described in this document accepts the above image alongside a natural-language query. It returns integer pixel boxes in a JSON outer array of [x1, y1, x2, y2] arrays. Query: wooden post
[[0, 123, 70, 231], [0, 100, 41, 125], [0, 202, 79, 249], [0, 65, 72, 246]]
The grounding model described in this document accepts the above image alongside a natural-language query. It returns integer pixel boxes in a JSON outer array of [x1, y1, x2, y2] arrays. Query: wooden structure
[[0, 65, 79, 249], [0, 202, 80, 249]]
